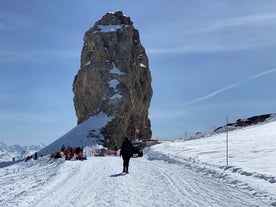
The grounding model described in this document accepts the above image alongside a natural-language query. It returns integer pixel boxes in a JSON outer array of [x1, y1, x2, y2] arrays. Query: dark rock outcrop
[[213, 113, 275, 134], [72, 11, 152, 148]]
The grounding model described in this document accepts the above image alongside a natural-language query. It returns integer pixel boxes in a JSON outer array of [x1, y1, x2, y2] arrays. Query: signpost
[[226, 116, 229, 166]]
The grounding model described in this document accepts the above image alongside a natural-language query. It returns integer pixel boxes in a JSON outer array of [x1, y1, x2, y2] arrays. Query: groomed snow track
[[0, 156, 272, 207]]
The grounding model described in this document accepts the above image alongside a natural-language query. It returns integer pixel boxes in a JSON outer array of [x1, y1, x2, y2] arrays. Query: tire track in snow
[[34, 157, 131, 207], [131, 158, 201, 206], [146, 158, 271, 207]]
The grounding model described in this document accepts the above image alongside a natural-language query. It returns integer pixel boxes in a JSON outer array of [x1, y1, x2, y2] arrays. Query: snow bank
[[148, 120, 276, 205]]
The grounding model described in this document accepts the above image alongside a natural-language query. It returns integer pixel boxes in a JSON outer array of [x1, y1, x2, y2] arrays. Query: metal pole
[[226, 116, 229, 166]]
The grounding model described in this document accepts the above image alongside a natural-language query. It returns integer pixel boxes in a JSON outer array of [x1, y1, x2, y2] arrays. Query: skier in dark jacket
[[120, 137, 133, 174]]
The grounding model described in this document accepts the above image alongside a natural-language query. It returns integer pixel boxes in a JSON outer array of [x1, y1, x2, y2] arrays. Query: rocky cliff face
[[73, 11, 152, 148]]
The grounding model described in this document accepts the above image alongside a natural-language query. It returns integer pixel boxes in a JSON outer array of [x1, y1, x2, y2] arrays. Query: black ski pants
[[122, 154, 131, 171]]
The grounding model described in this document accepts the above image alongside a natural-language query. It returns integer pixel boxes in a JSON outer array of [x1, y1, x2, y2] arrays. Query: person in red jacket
[[77, 152, 83, 160], [63, 149, 69, 160]]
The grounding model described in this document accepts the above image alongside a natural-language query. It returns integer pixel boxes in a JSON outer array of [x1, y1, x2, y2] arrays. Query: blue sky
[[1, 0, 276, 145]]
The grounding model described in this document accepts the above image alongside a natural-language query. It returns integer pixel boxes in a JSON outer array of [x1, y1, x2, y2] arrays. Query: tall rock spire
[[73, 11, 153, 147]]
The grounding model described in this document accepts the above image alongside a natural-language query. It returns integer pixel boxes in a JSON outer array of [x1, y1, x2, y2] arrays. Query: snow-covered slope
[[39, 112, 114, 155]]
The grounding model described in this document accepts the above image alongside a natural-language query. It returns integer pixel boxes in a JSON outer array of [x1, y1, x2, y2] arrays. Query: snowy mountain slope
[[149, 120, 276, 205], [0, 156, 272, 207], [0, 142, 45, 162], [39, 112, 114, 155], [0, 147, 17, 163]]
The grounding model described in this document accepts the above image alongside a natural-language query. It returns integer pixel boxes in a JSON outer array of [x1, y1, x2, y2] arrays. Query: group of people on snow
[[25, 152, 40, 162], [57, 145, 85, 161], [57, 138, 138, 174], [25, 145, 86, 162], [24, 137, 140, 174]]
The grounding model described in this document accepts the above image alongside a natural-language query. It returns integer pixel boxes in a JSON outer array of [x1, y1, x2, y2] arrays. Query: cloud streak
[[147, 12, 276, 55], [147, 43, 260, 54], [198, 13, 276, 34], [182, 68, 276, 106], [184, 13, 276, 35], [0, 49, 79, 63], [0, 9, 35, 30]]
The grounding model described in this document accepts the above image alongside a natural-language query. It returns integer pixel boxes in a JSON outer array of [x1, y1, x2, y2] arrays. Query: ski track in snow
[[0, 156, 272, 207]]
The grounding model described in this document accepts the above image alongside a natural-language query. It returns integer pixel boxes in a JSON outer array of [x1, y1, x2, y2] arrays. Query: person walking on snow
[[120, 137, 133, 173]]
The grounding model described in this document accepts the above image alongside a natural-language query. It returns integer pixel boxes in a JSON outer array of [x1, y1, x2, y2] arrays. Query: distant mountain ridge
[[0, 142, 45, 162], [213, 113, 276, 134]]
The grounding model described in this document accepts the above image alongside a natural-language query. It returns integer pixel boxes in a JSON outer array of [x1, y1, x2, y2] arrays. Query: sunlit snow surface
[[0, 121, 275, 206], [150, 121, 276, 205]]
